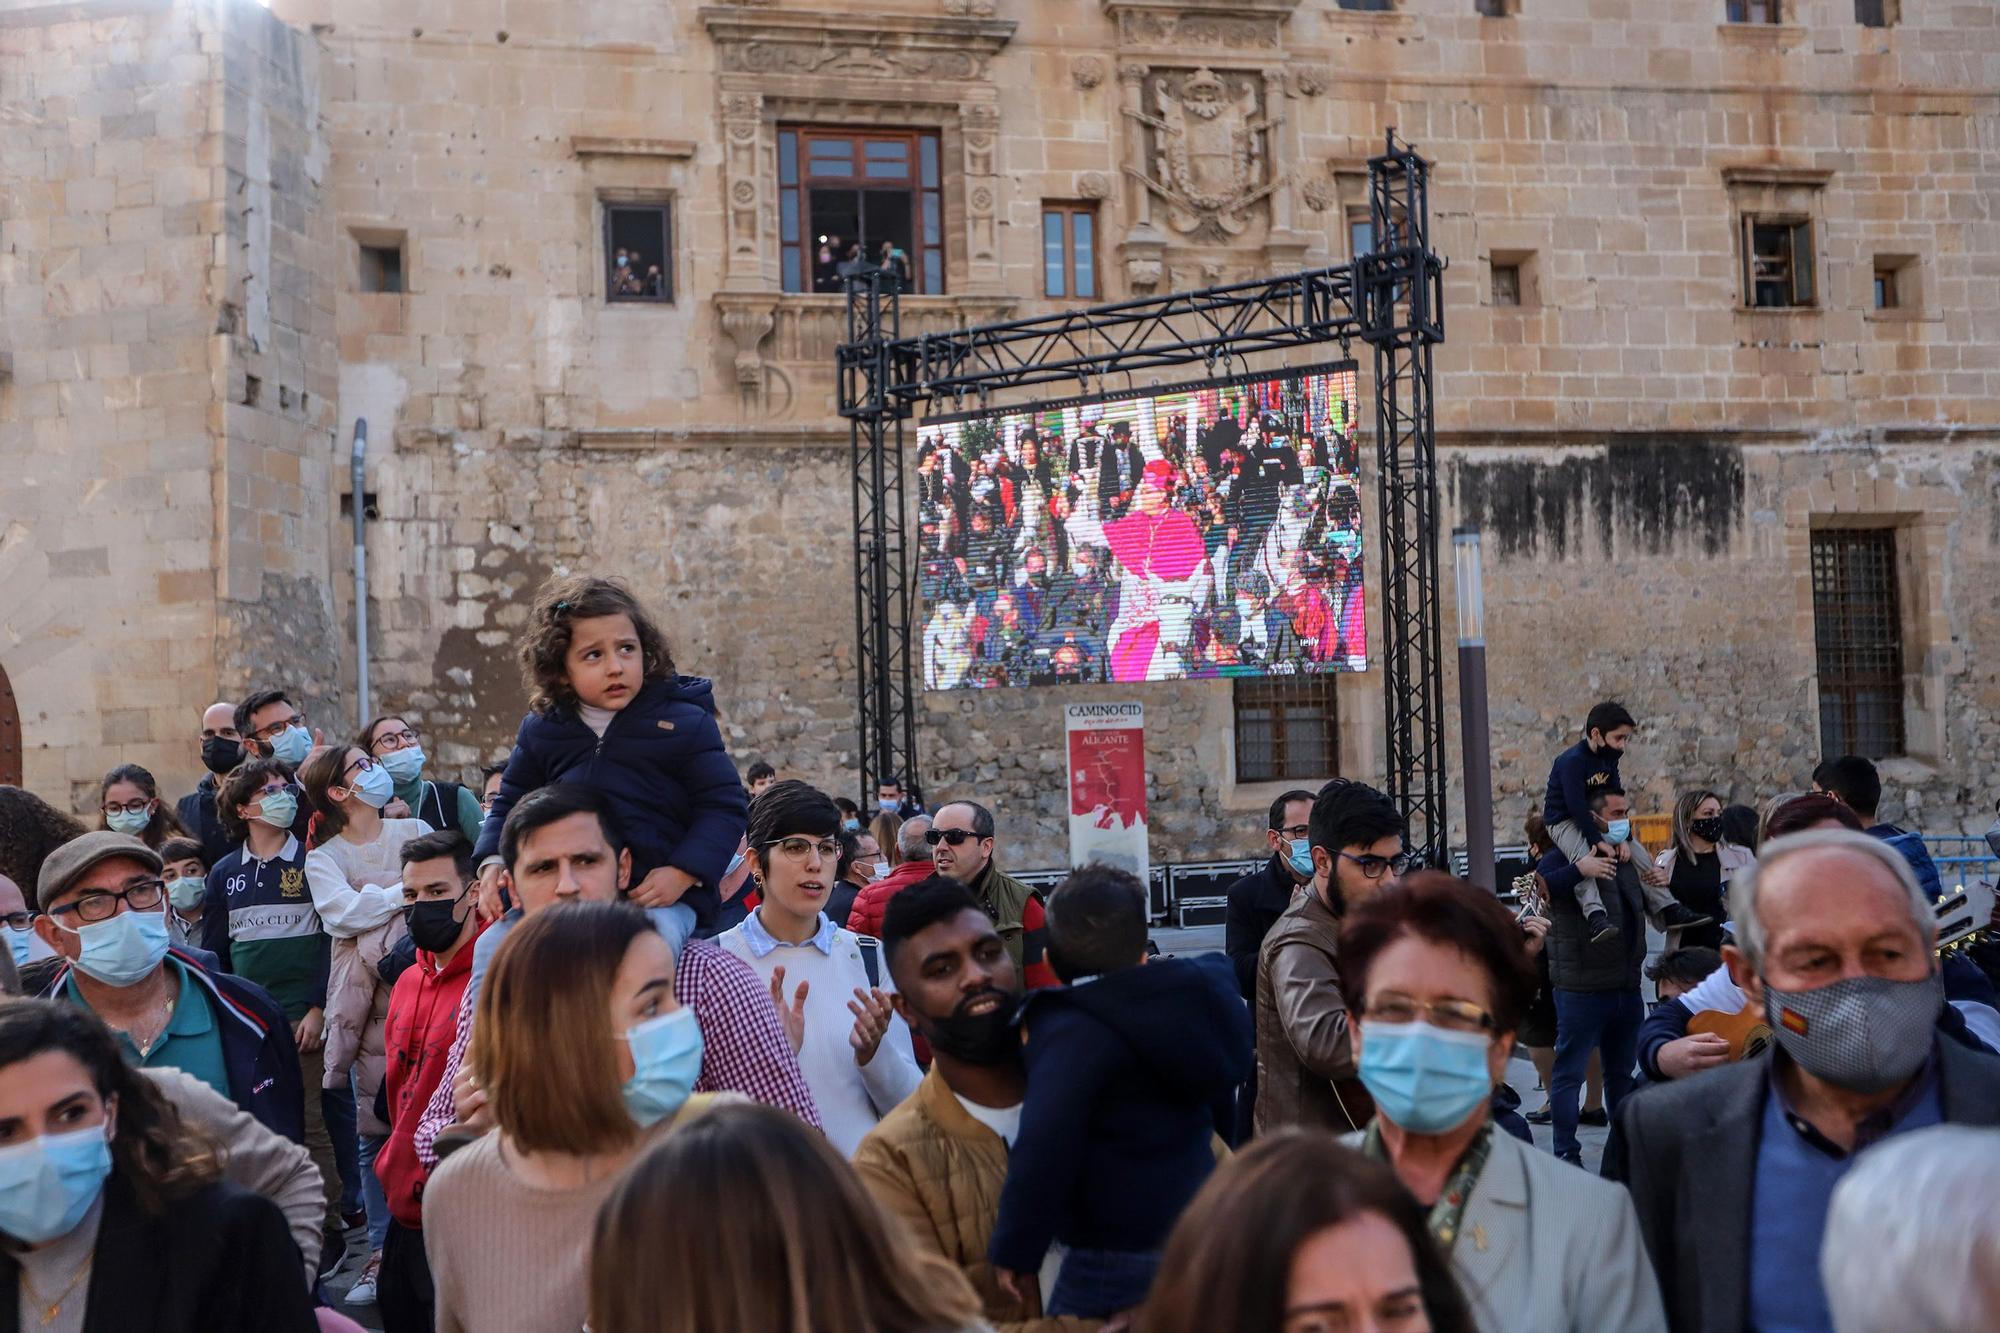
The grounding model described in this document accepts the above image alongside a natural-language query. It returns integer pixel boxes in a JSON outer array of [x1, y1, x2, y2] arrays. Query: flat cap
[[36, 831, 163, 911]]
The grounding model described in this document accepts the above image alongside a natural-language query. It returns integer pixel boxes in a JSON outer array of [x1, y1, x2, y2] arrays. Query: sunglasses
[[923, 828, 982, 847]]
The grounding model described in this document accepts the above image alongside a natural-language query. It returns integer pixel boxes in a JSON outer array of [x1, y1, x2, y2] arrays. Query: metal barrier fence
[[1013, 832, 1996, 926]]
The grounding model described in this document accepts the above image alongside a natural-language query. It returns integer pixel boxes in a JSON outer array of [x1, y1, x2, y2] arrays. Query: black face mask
[[405, 897, 470, 954], [201, 736, 244, 775], [1689, 816, 1726, 843], [920, 989, 1022, 1066]]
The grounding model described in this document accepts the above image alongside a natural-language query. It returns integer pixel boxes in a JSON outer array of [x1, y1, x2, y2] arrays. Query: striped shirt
[[414, 937, 821, 1168]]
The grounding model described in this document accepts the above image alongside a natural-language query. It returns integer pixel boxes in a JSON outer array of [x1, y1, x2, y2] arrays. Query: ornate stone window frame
[[701, 6, 1015, 413]]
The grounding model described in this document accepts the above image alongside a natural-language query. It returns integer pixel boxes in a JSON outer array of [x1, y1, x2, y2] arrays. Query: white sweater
[[304, 817, 431, 937], [716, 911, 923, 1156]]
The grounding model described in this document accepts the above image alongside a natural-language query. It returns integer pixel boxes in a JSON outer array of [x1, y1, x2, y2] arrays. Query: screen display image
[[916, 362, 1366, 690]]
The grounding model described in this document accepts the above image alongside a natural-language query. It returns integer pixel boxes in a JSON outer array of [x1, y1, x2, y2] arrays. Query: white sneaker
[[345, 1252, 382, 1306]]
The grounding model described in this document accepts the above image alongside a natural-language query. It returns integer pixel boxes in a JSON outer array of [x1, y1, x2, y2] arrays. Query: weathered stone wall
[[8, 0, 2000, 867], [0, 0, 335, 807]]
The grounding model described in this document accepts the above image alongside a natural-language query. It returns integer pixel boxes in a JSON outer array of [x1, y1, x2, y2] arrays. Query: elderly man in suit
[[1337, 872, 1665, 1333], [1604, 828, 2000, 1333]]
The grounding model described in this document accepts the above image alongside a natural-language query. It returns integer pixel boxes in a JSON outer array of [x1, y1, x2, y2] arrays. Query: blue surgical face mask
[[380, 746, 426, 785], [723, 851, 744, 881], [620, 1007, 704, 1127], [351, 763, 396, 810], [879, 798, 899, 815], [1286, 838, 1315, 879], [841, 819, 861, 834], [1604, 818, 1631, 846], [105, 808, 151, 836], [0, 1126, 114, 1245], [1356, 1021, 1496, 1135], [6, 929, 31, 971], [270, 725, 312, 768], [253, 789, 298, 830], [167, 876, 207, 912], [70, 909, 171, 988]]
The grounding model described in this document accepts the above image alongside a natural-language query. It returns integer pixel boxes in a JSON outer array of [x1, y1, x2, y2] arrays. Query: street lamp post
[[1454, 527, 1495, 892]]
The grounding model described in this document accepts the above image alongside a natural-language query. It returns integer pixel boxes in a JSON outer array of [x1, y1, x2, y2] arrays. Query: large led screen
[[917, 362, 1365, 690]]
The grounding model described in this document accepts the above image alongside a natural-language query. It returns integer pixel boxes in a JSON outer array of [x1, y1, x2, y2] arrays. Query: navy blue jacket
[[1539, 847, 1645, 992], [36, 948, 305, 1144], [472, 676, 749, 926], [1869, 823, 1943, 903], [989, 952, 1251, 1270], [1542, 738, 1622, 834]]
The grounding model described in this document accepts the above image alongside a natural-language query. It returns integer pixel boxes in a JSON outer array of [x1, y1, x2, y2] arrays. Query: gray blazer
[[1602, 1038, 2000, 1333], [1344, 1128, 1668, 1333]]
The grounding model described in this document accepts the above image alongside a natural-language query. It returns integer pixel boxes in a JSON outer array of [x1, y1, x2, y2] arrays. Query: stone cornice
[[1720, 163, 1835, 189], [570, 136, 698, 161], [1101, 0, 1301, 52], [699, 6, 1016, 81]]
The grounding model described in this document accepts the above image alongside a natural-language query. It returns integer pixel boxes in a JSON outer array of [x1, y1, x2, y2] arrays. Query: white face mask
[[872, 861, 892, 879]]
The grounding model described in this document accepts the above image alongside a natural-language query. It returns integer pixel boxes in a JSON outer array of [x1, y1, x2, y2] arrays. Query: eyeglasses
[[924, 828, 983, 847], [0, 913, 32, 932], [343, 754, 380, 779], [249, 715, 303, 741], [372, 727, 419, 751], [1361, 992, 1495, 1034], [761, 837, 842, 863], [1275, 823, 1312, 840], [1338, 851, 1413, 880], [101, 799, 155, 817], [52, 879, 166, 923]]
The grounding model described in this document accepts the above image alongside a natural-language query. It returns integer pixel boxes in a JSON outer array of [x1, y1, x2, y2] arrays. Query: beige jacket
[[144, 1066, 323, 1284], [1253, 884, 1373, 1135], [853, 1068, 1098, 1333]]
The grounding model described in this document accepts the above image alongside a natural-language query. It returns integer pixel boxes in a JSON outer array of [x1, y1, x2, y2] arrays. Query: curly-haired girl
[[470, 576, 747, 958]]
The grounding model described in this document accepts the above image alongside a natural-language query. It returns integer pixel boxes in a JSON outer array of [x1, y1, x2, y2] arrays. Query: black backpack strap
[[424, 780, 466, 832], [856, 934, 881, 989]]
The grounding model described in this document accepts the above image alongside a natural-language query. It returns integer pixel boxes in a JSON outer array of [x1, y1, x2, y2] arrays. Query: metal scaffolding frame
[[837, 132, 1448, 860]]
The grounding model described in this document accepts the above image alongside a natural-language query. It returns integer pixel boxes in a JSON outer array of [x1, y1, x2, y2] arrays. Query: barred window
[[1234, 678, 1339, 783], [1810, 529, 1905, 758]]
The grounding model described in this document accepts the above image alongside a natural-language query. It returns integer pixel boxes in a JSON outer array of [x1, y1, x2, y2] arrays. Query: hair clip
[[553, 599, 572, 613]]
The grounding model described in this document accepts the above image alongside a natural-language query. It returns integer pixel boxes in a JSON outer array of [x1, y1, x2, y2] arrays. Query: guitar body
[[1687, 1007, 1773, 1062]]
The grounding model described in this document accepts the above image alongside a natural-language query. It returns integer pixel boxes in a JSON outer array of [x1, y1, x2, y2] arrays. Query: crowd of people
[[0, 573, 1997, 1331], [918, 377, 1368, 689]]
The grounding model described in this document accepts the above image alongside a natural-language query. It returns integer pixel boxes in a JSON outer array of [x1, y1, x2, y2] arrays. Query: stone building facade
[[4, 0, 1999, 868]]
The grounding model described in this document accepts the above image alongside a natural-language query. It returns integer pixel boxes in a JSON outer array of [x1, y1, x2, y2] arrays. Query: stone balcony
[[713, 290, 1017, 423]]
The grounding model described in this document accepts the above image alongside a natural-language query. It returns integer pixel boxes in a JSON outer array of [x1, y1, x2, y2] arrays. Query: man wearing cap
[[32, 831, 306, 1144]]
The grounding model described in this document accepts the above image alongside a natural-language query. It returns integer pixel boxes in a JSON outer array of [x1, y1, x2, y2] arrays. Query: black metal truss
[[845, 276, 921, 808], [837, 132, 1446, 852], [1362, 134, 1450, 866]]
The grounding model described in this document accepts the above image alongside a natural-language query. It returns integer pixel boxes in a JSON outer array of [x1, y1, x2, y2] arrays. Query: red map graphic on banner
[[1069, 725, 1146, 827]]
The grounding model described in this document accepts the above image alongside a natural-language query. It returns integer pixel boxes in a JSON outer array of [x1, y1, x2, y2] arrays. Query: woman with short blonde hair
[[590, 1102, 986, 1333]]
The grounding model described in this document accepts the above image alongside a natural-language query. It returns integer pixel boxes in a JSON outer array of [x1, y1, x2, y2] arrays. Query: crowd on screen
[[916, 380, 1367, 689], [0, 574, 1997, 1332]]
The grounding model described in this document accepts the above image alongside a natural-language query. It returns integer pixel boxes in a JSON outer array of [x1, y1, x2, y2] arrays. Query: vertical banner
[[1064, 702, 1150, 882]]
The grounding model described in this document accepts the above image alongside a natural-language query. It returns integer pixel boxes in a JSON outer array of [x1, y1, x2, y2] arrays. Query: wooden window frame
[[1041, 202, 1099, 301], [1743, 215, 1815, 309], [602, 201, 674, 305], [1233, 677, 1341, 785], [778, 125, 945, 296], [1810, 528, 1907, 759]]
